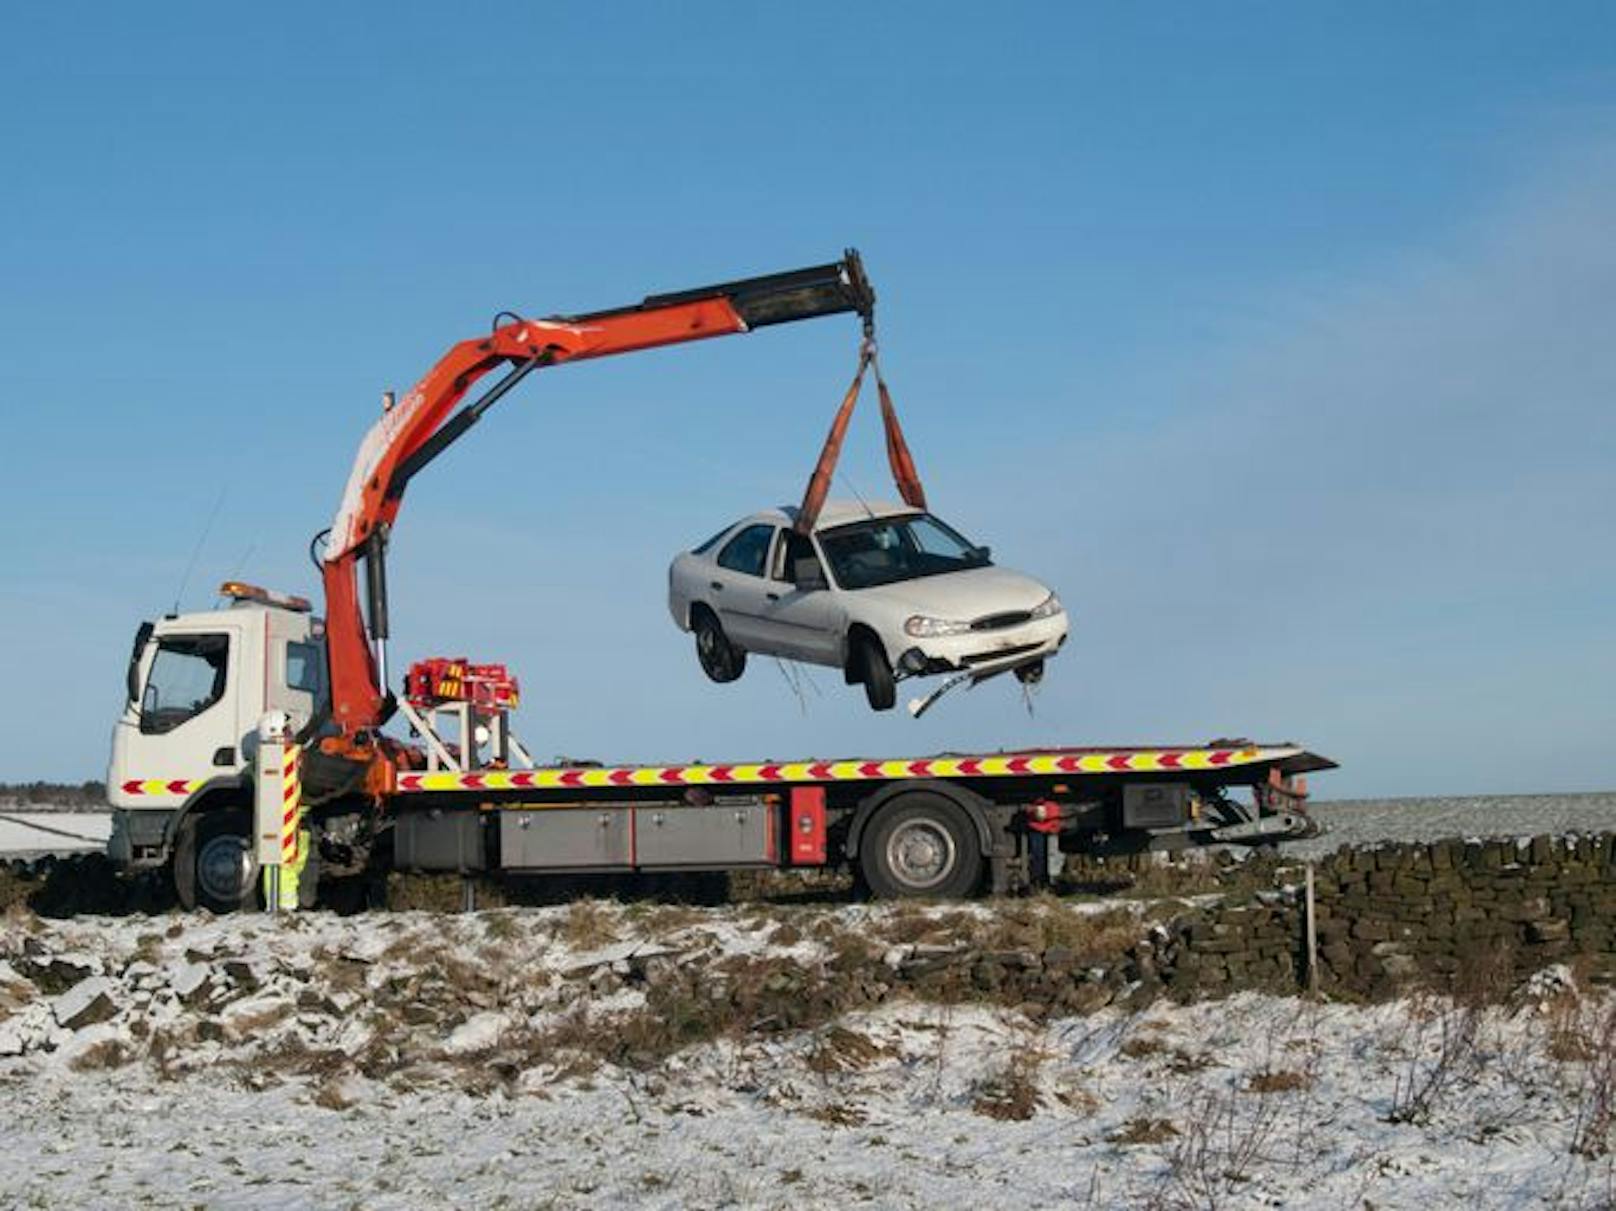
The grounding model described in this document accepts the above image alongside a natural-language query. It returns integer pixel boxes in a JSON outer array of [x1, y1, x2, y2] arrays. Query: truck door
[[266, 612, 325, 736], [109, 624, 243, 808]]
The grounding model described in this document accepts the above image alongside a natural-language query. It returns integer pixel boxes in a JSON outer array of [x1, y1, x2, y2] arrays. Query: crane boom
[[322, 252, 875, 734]]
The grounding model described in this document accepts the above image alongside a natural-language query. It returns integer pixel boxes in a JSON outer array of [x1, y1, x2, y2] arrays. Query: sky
[[1, 3, 1612, 797]]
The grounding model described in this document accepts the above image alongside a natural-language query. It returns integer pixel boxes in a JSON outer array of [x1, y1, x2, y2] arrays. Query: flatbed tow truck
[[105, 252, 1334, 911]]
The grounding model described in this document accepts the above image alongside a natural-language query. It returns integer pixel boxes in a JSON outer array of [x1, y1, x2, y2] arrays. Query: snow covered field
[[3, 904, 1615, 1209], [1295, 793, 1616, 859]]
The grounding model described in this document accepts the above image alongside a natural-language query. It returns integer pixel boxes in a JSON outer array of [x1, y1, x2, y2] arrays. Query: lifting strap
[[796, 330, 926, 535]]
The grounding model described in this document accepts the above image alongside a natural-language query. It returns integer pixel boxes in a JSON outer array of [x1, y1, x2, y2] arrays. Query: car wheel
[[854, 633, 896, 711], [191, 807, 259, 914], [694, 608, 746, 683], [859, 793, 982, 899]]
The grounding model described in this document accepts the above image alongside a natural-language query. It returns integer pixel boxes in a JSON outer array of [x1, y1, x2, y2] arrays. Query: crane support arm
[[322, 252, 874, 734]]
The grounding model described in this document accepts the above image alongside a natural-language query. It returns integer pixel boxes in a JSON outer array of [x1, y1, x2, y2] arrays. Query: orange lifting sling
[[795, 325, 926, 534]]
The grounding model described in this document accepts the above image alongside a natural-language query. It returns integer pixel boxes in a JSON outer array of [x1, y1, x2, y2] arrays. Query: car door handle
[[710, 581, 725, 591], [766, 592, 780, 602]]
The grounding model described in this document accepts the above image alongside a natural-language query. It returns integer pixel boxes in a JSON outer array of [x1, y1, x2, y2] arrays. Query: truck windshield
[[817, 513, 990, 590], [139, 633, 229, 735]]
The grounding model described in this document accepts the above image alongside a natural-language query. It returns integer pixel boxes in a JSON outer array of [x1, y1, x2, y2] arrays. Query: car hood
[[855, 565, 1055, 621]]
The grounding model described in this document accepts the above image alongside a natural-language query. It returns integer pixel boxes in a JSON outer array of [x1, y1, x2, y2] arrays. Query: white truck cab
[[108, 582, 325, 881]]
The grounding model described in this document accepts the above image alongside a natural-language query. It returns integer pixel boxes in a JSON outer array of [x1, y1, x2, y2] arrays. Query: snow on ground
[[3, 905, 1616, 1209], [1291, 793, 1616, 859]]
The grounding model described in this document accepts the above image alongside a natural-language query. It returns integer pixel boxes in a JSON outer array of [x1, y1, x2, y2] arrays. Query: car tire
[[854, 633, 896, 711], [859, 793, 982, 899], [694, 607, 746, 683]]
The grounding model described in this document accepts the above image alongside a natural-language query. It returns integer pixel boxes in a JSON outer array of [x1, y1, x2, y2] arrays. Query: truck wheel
[[694, 608, 746, 683], [855, 634, 896, 711], [191, 808, 259, 913], [860, 793, 982, 898]]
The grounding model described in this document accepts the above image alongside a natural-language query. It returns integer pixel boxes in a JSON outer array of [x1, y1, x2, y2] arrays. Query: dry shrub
[[970, 1052, 1044, 1121], [69, 1038, 131, 1072], [1570, 1000, 1616, 1158], [1121, 1036, 1166, 1059], [805, 1102, 866, 1127], [806, 1026, 895, 1075], [1386, 997, 1483, 1125], [1110, 1116, 1179, 1145], [483, 911, 521, 942], [561, 899, 620, 950], [976, 898, 1143, 961], [1155, 1085, 1286, 1209], [871, 907, 978, 946], [1247, 1069, 1312, 1094], [312, 1074, 359, 1110]]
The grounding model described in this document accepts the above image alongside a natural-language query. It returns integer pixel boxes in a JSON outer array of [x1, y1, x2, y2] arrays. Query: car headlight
[[1030, 592, 1063, 619], [904, 615, 972, 638]]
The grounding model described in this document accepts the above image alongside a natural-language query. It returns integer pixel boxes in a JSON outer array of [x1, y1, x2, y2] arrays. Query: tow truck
[[106, 252, 1333, 912]]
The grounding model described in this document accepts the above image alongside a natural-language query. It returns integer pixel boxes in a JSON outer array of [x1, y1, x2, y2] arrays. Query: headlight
[[1030, 592, 1063, 619], [904, 615, 972, 638]]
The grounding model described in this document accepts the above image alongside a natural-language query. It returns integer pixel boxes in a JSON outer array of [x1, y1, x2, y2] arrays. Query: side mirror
[[126, 621, 154, 706], [970, 544, 992, 563], [793, 557, 828, 591]]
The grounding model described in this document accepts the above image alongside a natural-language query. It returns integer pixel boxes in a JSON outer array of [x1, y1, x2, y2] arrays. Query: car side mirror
[[969, 545, 992, 563], [793, 557, 828, 591]]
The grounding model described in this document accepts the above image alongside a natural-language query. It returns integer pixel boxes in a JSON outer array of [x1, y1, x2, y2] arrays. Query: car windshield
[[817, 513, 990, 590]]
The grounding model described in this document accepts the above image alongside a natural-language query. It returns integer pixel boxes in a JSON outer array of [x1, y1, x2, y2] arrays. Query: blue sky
[[1, 3, 1612, 797]]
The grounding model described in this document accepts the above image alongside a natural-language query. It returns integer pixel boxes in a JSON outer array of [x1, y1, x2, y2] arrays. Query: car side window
[[716, 524, 775, 578], [773, 530, 823, 584]]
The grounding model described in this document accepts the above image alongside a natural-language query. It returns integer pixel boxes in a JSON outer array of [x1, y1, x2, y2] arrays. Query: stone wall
[[1123, 832, 1616, 1002]]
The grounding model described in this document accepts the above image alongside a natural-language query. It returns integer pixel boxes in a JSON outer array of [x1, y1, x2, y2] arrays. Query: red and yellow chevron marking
[[119, 778, 204, 797], [395, 746, 1278, 795], [280, 744, 302, 865]]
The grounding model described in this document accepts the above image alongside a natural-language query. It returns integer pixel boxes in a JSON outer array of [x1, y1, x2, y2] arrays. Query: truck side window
[[286, 641, 326, 700], [139, 633, 229, 735]]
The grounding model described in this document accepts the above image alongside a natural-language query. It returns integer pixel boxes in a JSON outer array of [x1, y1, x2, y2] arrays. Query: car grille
[[971, 610, 1033, 632], [962, 642, 1042, 666]]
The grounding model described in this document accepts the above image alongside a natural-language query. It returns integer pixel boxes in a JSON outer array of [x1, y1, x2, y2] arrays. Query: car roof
[[735, 499, 923, 533]]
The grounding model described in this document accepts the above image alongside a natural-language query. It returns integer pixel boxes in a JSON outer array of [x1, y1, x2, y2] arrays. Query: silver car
[[668, 500, 1067, 712]]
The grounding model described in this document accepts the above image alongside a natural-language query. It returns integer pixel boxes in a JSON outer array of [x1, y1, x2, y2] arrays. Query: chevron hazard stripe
[[119, 778, 205, 797], [394, 746, 1280, 794]]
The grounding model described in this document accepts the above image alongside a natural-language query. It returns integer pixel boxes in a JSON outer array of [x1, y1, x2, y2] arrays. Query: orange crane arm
[[322, 253, 874, 734]]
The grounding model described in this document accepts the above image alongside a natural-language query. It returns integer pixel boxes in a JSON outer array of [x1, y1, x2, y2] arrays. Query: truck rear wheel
[[859, 793, 982, 898]]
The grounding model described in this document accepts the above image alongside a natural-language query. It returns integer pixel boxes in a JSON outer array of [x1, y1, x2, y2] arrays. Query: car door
[[758, 530, 844, 665], [710, 523, 781, 652]]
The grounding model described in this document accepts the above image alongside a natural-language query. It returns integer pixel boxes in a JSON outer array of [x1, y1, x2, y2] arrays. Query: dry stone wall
[[1096, 832, 1616, 1002]]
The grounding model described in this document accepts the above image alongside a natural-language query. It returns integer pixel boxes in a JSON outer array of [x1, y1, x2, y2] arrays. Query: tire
[[854, 633, 896, 711], [694, 608, 746, 683], [190, 807, 259, 914], [859, 793, 982, 899]]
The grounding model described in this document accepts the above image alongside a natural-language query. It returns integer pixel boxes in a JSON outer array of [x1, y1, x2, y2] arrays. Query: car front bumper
[[896, 612, 1068, 677]]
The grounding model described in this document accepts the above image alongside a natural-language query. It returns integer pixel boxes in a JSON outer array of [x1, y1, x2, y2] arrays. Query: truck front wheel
[[859, 793, 982, 899], [177, 808, 258, 913]]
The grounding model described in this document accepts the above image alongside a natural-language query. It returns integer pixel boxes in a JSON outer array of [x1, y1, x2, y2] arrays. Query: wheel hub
[[197, 834, 255, 905], [886, 820, 957, 890]]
